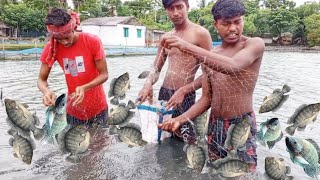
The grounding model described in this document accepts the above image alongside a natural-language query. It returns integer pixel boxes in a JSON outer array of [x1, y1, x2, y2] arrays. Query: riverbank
[[0, 46, 319, 60]]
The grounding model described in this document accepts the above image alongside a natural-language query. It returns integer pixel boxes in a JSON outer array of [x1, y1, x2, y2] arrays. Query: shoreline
[[0, 46, 319, 60]]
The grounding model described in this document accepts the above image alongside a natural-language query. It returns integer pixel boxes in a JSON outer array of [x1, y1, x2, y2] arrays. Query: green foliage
[[268, 7, 299, 37], [244, 14, 257, 36], [304, 13, 320, 46]]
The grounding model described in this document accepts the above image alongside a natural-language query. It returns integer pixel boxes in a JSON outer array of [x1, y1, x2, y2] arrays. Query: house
[[146, 29, 165, 47], [80, 16, 146, 47], [0, 21, 13, 37]]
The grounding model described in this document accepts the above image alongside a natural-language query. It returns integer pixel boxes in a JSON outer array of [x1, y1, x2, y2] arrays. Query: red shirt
[[40, 32, 108, 120]]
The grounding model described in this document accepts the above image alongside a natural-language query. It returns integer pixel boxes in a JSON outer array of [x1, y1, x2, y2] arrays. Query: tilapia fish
[[138, 70, 151, 79], [285, 136, 320, 178], [5, 99, 44, 140], [286, 103, 320, 135], [110, 123, 147, 147], [259, 84, 291, 113], [59, 126, 91, 163], [208, 157, 251, 178], [108, 100, 135, 127], [257, 118, 283, 149], [184, 144, 206, 173], [224, 117, 251, 157], [108, 72, 130, 105], [42, 93, 68, 144], [8, 129, 35, 165], [264, 157, 293, 180], [194, 111, 208, 145]]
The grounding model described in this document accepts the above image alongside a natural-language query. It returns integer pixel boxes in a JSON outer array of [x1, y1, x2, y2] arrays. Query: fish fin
[[119, 94, 126, 100], [183, 143, 190, 152], [273, 88, 281, 93], [45, 106, 55, 127], [13, 153, 18, 158], [21, 103, 29, 108], [110, 108, 114, 113], [303, 164, 318, 178], [9, 137, 14, 146], [128, 145, 134, 148], [279, 158, 285, 161], [263, 172, 272, 180], [66, 153, 80, 163], [256, 135, 267, 147], [7, 119, 32, 139], [127, 100, 136, 109], [287, 104, 308, 124], [32, 127, 44, 141], [125, 123, 141, 131], [118, 111, 135, 128], [306, 139, 320, 164], [267, 131, 283, 149], [224, 124, 235, 149], [228, 149, 237, 158], [212, 156, 237, 168], [294, 155, 310, 166], [286, 176, 294, 180], [26, 137, 36, 150], [297, 125, 306, 131], [108, 78, 116, 97], [32, 112, 40, 126], [109, 125, 119, 135], [272, 95, 289, 112], [282, 84, 291, 93], [110, 98, 119, 105], [286, 166, 291, 174], [119, 103, 126, 107], [285, 125, 296, 136], [141, 140, 148, 146], [263, 96, 268, 101], [313, 117, 317, 122]]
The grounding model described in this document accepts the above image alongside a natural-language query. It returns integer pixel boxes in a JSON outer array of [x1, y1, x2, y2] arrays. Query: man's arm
[[37, 63, 56, 106], [163, 37, 265, 74]]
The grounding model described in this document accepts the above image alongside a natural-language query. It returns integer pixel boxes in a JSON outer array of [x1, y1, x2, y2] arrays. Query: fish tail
[[66, 154, 80, 163], [7, 128, 17, 136], [304, 164, 319, 178], [127, 100, 136, 109], [285, 125, 296, 136], [282, 84, 291, 93], [109, 125, 118, 135], [41, 136, 54, 145], [110, 98, 119, 105], [33, 127, 44, 140]]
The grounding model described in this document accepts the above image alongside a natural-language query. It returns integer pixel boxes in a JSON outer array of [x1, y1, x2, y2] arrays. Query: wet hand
[[137, 85, 153, 105], [71, 86, 85, 106], [158, 118, 182, 133], [161, 35, 189, 51], [43, 90, 56, 106], [166, 88, 186, 110]]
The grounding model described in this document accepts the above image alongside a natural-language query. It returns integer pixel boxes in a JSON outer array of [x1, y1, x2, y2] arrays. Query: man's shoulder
[[81, 32, 101, 42], [246, 37, 265, 46]]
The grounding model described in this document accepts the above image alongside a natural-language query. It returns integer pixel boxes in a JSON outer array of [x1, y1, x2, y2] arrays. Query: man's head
[[45, 8, 79, 47], [162, 0, 189, 26], [212, 0, 245, 43]]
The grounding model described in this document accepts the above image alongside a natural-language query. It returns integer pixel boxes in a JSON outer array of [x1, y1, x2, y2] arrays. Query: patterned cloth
[[207, 112, 258, 170], [67, 108, 108, 128], [158, 87, 197, 144]]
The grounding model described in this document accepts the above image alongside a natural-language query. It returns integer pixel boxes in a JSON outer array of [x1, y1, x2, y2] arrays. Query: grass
[[0, 43, 45, 51]]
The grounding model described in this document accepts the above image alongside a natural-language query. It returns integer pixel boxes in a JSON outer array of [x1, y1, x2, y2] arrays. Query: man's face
[[214, 16, 244, 44], [54, 31, 75, 47], [165, 0, 189, 26]]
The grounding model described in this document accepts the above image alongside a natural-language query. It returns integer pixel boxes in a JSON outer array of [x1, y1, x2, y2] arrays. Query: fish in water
[[259, 84, 291, 114], [8, 128, 35, 165], [285, 136, 320, 178], [4, 99, 44, 140], [42, 93, 68, 144], [264, 157, 293, 180], [108, 100, 135, 127], [183, 144, 206, 173], [285, 103, 320, 136], [58, 126, 91, 163], [138, 70, 151, 79], [108, 72, 130, 105], [110, 123, 147, 147], [208, 157, 251, 178], [257, 118, 283, 149], [224, 117, 251, 157]]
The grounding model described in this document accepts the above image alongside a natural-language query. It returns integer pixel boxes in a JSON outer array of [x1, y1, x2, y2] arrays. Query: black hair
[[45, 8, 71, 26], [162, 0, 189, 9], [211, 0, 245, 21]]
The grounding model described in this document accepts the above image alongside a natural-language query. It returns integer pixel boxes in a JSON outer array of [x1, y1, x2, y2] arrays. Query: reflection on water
[[0, 52, 320, 180]]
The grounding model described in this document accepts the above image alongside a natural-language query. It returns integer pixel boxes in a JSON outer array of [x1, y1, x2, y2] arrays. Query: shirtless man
[[158, 0, 265, 172], [137, 0, 212, 143]]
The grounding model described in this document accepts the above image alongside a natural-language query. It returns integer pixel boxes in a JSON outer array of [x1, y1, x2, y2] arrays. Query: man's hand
[[161, 35, 189, 52], [165, 88, 186, 110], [71, 86, 86, 106], [137, 84, 153, 104], [158, 117, 182, 133], [43, 90, 56, 106]]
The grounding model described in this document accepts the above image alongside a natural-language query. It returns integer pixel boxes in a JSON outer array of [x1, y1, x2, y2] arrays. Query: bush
[[1, 44, 45, 51]]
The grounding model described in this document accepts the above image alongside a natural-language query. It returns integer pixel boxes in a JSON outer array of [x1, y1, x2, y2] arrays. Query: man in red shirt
[[37, 8, 109, 127]]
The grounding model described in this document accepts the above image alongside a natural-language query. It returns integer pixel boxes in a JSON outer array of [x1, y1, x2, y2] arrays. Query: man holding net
[[158, 0, 265, 172], [37, 8, 109, 127], [137, 0, 212, 144]]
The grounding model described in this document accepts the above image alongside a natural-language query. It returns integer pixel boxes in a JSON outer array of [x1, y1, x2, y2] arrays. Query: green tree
[[304, 13, 320, 46], [244, 14, 257, 36], [268, 7, 299, 37], [263, 0, 296, 10]]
